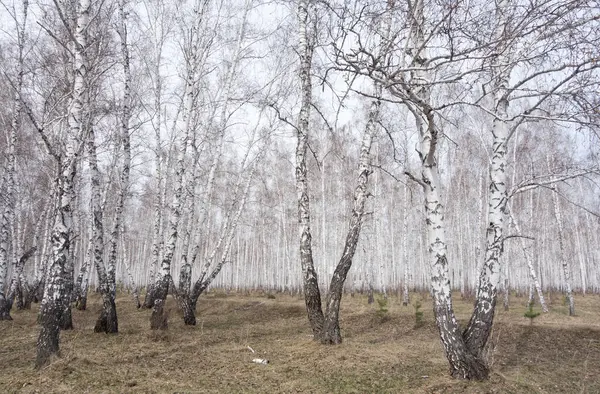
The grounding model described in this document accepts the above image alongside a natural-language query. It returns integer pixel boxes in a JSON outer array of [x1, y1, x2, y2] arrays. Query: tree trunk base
[[367, 288, 374, 305], [20, 285, 32, 310], [75, 294, 87, 311], [59, 306, 74, 330], [181, 297, 197, 326], [133, 289, 141, 309], [320, 324, 342, 345], [36, 303, 61, 369], [94, 295, 118, 333], [143, 285, 157, 309], [150, 299, 168, 330], [0, 298, 12, 321], [449, 354, 489, 381]]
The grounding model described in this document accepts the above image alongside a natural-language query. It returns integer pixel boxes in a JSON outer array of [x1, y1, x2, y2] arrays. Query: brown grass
[[1, 291, 599, 393]]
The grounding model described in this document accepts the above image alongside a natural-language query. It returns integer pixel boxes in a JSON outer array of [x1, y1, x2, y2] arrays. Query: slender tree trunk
[[463, 93, 509, 357], [188, 132, 268, 324], [144, 8, 167, 309], [0, 0, 28, 321], [105, 0, 133, 303], [402, 183, 410, 306], [12, 247, 36, 310], [150, 0, 210, 328], [88, 128, 118, 334], [296, 0, 324, 337], [463, 0, 511, 360], [509, 210, 549, 312], [550, 182, 575, 316], [321, 83, 381, 344]]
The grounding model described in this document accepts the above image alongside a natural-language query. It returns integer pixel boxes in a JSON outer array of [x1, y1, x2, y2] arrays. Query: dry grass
[[1, 291, 599, 393]]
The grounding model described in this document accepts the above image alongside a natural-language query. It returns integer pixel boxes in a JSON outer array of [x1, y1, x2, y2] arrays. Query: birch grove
[[0, 0, 598, 379], [0, 0, 28, 321]]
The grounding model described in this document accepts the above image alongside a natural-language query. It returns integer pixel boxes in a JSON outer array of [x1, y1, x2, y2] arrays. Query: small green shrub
[[414, 301, 424, 328], [375, 296, 389, 322], [524, 302, 540, 324]]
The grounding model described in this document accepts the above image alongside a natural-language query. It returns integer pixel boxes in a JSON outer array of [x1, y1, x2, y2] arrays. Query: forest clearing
[[2, 291, 599, 393]]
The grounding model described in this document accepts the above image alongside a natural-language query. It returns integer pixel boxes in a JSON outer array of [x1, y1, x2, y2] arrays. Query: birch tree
[[0, 0, 28, 321], [139, 0, 175, 308], [330, 0, 494, 378], [104, 0, 133, 303], [87, 117, 118, 333], [148, 0, 211, 327], [464, 0, 599, 359], [34, 0, 91, 367], [549, 176, 575, 315], [292, 0, 393, 343], [294, 0, 325, 335]]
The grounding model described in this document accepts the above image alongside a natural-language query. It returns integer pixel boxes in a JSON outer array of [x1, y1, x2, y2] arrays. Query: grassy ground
[[1, 290, 599, 393]]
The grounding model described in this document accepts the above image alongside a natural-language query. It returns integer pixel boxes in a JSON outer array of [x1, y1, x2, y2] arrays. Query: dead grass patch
[[0, 292, 599, 393]]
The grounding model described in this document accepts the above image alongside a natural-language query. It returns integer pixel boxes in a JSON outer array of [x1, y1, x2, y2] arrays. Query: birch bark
[[105, 0, 133, 301], [463, 0, 511, 359], [0, 0, 28, 321], [150, 0, 210, 325], [37, 0, 90, 367], [295, 0, 324, 337], [320, 82, 381, 343], [550, 182, 575, 315], [407, 0, 488, 379], [144, 1, 170, 308], [508, 208, 548, 312], [186, 135, 269, 324], [88, 127, 118, 333]]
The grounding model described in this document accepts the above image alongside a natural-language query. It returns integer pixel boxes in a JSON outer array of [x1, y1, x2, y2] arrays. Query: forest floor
[[1, 290, 599, 393]]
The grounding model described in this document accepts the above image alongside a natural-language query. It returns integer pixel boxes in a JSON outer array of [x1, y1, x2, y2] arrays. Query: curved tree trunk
[[12, 247, 36, 310], [463, 0, 511, 360], [407, 0, 488, 379], [321, 84, 380, 344]]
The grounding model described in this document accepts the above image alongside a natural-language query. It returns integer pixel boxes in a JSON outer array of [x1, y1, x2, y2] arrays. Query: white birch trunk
[[550, 182, 575, 316], [0, 0, 29, 321], [321, 81, 381, 343], [88, 126, 118, 333], [508, 209, 548, 312], [106, 0, 133, 300], [296, 0, 324, 336], [402, 183, 410, 306], [464, 0, 511, 358], [405, 0, 487, 379], [152, 0, 210, 314], [190, 0, 249, 267], [37, 0, 90, 367]]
